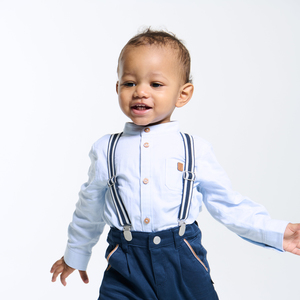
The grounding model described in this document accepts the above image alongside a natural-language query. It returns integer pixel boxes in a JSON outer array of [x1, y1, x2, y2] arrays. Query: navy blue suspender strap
[[107, 132, 196, 241], [178, 133, 196, 236], [107, 132, 133, 241]]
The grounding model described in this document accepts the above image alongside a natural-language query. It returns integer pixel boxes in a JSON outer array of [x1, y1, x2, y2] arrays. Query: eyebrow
[[150, 72, 170, 83], [150, 72, 167, 78], [121, 72, 134, 76], [120, 71, 169, 82]]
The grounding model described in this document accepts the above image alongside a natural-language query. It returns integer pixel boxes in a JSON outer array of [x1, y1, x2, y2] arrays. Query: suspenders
[[107, 132, 196, 241], [178, 133, 196, 236], [107, 132, 133, 241]]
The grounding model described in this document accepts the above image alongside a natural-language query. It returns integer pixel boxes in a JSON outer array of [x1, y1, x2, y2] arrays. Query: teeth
[[133, 104, 150, 110]]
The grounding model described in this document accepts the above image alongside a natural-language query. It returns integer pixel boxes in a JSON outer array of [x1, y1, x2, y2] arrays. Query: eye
[[151, 82, 163, 88], [122, 82, 136, 87]]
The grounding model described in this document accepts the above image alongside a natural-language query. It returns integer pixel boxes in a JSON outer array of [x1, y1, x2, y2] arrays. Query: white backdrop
[[1, 0, 299, 299]]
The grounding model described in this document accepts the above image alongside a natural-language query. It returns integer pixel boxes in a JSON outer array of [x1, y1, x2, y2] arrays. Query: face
[[117, 45, 193, 126]]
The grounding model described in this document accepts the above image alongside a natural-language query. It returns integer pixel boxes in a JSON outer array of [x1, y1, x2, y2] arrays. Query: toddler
[[51, 29, 300, 300]]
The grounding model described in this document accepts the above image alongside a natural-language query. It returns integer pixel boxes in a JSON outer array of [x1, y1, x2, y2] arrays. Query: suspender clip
[[123, 225, 133, 241], [178, 220, 186, 236], [108, 175, 117, 187], [183, 171, 196, 181]]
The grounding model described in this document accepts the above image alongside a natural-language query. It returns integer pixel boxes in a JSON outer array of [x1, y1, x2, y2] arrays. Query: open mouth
[[131, 104, 152, 111]]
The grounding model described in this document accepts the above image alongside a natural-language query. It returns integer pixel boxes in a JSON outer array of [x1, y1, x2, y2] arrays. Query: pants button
[[153, 236, 161, 245]]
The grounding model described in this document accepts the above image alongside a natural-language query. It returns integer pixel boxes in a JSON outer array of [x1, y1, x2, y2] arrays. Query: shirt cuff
[[240, 219, 289, 252], [64, 245, 91, 271], [263, 219, 289, 251]]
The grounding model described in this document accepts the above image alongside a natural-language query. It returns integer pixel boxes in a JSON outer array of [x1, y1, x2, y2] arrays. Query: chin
[[131, 119, 152, 126], [132, 121, 151, 126]]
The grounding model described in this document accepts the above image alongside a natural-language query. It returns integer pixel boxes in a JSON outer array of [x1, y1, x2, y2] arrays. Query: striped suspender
[[107, 133, 132, 241], [178, 133, 196, 236], [107, 132, 196, 240]]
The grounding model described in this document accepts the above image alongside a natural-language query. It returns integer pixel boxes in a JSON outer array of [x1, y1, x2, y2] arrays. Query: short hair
[[117, 28, 192, 84]]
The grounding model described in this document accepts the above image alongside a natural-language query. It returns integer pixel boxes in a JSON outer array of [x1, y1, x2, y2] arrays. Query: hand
[[50, 257, 89, 286], [283, 223, 300, 256]]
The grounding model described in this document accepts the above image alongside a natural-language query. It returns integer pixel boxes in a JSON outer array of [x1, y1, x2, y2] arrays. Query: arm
[[64, 142, 107, 270], [51, 138, 109, 285], [195, 139, 289, 251]]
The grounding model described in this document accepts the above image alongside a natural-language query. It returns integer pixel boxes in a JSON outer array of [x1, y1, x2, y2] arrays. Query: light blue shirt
[[64, 121, 288, 271]]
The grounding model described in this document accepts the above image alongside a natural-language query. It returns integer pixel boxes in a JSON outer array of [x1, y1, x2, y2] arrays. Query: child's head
[[118, 29, 192, 85], [116, 29, 194, 126]]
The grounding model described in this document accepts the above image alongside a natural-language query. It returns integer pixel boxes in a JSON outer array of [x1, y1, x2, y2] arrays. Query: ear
[[175, 83, 194, 108], [116, 81, 119, 94]]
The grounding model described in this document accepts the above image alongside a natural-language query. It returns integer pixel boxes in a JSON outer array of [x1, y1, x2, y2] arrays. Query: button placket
[[140, 130, 152, 230]]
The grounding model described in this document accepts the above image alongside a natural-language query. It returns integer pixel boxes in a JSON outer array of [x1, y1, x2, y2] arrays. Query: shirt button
[[144, 217, 150, 224], [143, 142, 149, 148], [153, 236, 161, 245], [144, 127, 150, 133], [143, 178, 149, 184]]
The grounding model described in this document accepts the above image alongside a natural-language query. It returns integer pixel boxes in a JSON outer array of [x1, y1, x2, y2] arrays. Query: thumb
[[290, 223, 300, 231], [79, 270, 89, 284]]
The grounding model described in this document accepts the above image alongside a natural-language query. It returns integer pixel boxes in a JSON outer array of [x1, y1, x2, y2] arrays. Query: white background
[[1, 0, 299, 299]]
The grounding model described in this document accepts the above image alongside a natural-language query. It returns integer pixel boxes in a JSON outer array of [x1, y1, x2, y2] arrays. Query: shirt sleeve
[[196, 141, 289, 251], [64, 142, 107, 271]]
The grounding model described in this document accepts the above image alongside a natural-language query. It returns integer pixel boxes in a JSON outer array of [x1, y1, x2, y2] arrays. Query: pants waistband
[[107, 222, 200, 250]]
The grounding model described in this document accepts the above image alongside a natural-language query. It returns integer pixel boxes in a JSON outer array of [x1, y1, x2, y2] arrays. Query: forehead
[[121, 43, 178, 58], [118, 44, 180, 73]]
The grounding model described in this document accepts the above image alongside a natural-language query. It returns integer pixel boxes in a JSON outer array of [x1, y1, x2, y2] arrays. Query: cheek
[[118, 92, 126, 104], [119, 89, 130, 100], [118, 93, 130, 113]]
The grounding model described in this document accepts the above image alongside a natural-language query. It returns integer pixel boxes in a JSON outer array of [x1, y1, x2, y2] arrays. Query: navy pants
[[98, 223, 219, 300]]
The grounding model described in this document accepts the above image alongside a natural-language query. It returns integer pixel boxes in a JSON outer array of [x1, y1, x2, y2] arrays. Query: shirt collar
[[123, 121, 180, 136]]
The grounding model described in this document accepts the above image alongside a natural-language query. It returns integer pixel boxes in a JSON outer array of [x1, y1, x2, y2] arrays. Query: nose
[[133, 84, 149, 99]]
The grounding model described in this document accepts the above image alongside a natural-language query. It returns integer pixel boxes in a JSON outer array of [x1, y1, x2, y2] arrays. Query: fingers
[[60, 266, 75, 286], [283, 223, 300, 255], [291, 247, 300, 256], [79, 270, 89, 284], [50, 257, 65, 283], [50, 258, 88, 286], [50, 257, 75, 286], [50, 257, 64, 273]]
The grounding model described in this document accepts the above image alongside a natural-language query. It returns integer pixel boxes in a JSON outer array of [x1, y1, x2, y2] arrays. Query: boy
[[51, 29, 300, 299]]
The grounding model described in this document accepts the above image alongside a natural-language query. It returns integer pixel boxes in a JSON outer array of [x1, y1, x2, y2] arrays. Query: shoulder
[[93, 134, 111, 148], [190, 135, 213, 157], [89, 134, 113, 159]]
